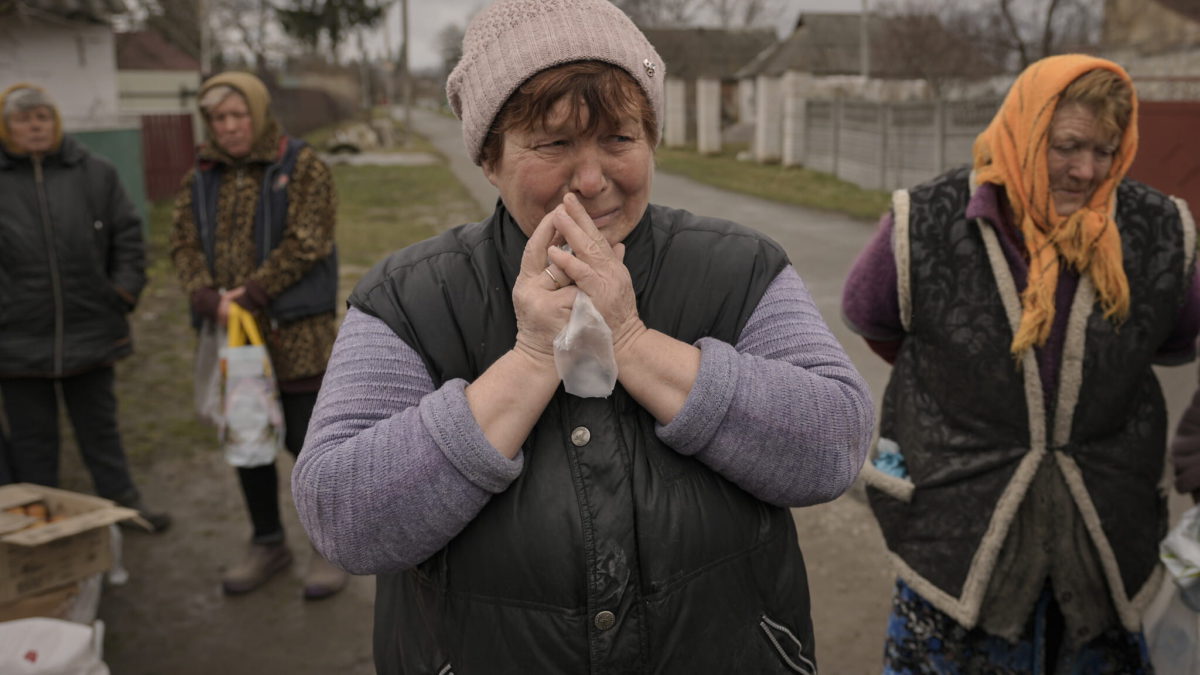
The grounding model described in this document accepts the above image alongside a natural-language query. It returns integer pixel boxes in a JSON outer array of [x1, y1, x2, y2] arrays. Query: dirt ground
[[61, 446, 892, 674]]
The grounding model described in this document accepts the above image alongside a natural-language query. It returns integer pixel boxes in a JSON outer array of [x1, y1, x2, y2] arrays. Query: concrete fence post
[[738, 78, 755, 125], [782, 72, 808, 167], [934, 98, 947, 175], [831, 94, 842, 179], [665, 77, 688, 148], [879, 101, 889, 190], [696, 77, 722, 155], [754, 74, 783, 163]]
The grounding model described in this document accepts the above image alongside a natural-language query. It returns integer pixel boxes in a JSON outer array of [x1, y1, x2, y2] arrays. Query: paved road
[[408, 105, 1200, 672]]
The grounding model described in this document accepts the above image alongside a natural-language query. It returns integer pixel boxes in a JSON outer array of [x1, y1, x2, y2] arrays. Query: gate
[[1129, 101, 1200, 213], [140, 114, 195, 202]]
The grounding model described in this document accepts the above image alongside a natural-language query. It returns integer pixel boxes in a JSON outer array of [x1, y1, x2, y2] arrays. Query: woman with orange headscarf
[[843, 55, 1200, 671]]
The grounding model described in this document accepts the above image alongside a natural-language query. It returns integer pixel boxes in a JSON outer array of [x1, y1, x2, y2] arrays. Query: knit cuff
[[656, 337, 739, 455], [236, 279, 270, 311], [191, 287, 220, 322], [419, 378, 523, 493]]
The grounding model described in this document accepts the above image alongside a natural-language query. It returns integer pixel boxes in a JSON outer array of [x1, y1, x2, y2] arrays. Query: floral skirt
[[883, 580, 1153, 674]]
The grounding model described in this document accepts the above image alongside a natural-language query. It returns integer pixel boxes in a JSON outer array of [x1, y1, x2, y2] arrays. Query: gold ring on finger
[[544, 266, 563, 288]]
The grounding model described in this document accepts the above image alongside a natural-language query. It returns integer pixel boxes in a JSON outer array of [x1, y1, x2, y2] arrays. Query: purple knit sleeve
[[656, 266, 875, 507], [1157, 262, 1200, 365], [841, 212, 903, 341], [292, 307, 523, 574]]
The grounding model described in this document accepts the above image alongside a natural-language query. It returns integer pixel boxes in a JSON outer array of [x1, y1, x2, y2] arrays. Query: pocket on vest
[[758, 613, 817, 674]]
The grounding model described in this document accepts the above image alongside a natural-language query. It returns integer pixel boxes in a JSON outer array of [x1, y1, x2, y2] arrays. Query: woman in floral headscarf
[[843, 54, 1200, 671]]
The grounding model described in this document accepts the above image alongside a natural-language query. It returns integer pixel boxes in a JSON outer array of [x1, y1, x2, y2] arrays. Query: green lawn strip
[[304, 113, 441, 155], [655, 146, 891, 222], [115, 156, 479, 463]]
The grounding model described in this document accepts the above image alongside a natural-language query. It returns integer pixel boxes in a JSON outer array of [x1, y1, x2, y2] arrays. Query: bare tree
[[993, 0, 1100, 69], [132, 0, 202, 60], [872, 3, 1007, 95], [610, 0, 702, 27], [437, 22, 464, 79], [875, 0, 1102, 84], [705, 0, 773, 27], [211, 0, 280, 72]]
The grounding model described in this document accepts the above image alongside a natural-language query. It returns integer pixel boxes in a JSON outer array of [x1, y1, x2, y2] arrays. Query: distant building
[[0, 0, 150, 218], [641, 27, 776, 153], [0, 0, 125, 129], [1101, 0, 1200, 100], [739, 12, 1002, 163], [116, 30, 202, 141]]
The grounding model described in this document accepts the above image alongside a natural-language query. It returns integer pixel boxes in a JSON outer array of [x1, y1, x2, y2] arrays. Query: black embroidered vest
[[868, 168, 1192, 628]]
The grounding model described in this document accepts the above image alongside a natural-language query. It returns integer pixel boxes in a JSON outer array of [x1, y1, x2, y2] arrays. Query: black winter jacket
[[0, 136, 145, 377]]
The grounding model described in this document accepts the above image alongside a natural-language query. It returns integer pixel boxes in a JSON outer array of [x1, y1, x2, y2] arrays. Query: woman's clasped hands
[[512, 192, 646, 369]]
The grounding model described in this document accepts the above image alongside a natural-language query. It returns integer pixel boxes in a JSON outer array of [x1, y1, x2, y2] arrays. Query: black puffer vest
[[350, 203, 816, 675], [866, 168, 1193, 629]]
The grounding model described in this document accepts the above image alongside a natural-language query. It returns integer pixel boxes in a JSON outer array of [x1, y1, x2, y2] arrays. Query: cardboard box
[[0, 484, 138, 603]]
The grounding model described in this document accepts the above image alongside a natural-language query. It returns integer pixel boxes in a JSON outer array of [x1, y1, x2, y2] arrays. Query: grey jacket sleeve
[[656, 265, 874, 506]]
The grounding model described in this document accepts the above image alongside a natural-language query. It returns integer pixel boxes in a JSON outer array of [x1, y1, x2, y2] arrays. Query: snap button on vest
[[571, 426, 591, 447], [594, 610, 615, 631]]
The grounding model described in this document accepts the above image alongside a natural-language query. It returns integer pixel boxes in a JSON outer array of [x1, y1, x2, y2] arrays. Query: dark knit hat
[[446, 0, 665, 165]]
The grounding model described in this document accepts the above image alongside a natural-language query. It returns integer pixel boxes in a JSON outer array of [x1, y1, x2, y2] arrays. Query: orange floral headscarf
[[972, 54, 1138, 356]]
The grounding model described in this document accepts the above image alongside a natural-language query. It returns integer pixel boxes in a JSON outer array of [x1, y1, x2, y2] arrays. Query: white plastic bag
[[0, 618, 109, 674], [1146, 585, 1200, 675], [553, 291, 617, 398], [1161, 503, 1200, 609], [1146, 503, 1200, 673], [220, 305, 284, 467], [193, 319, 225, 427]]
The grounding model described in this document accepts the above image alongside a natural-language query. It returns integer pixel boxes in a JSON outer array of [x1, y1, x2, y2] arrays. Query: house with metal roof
[[640, 27, 776, 153], [0, 0, 127, 129], [741, 11, 1003, 163]]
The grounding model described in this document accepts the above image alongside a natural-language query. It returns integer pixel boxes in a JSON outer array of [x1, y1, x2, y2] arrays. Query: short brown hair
[[1059, 69, 1133, 143], [478, 61, 657, 167]]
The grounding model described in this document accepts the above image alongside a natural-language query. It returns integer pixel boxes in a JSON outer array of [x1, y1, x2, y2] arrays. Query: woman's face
[[1046, 102, 1118, 216], [483, 96, 654, 245], [208, 93, 254, 159], [6, 105, 55, 155]]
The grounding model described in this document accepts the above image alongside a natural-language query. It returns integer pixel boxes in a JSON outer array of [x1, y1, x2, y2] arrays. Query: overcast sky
[[392, 0, 863, 71]]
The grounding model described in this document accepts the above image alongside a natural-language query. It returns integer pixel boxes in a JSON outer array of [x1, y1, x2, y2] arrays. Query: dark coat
[[351, 203, 815, 675], [0, 136, 145, 377]]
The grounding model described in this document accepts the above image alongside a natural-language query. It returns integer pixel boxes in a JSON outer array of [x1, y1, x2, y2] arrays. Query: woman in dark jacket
[[293, 1, 874, 673], [0, 83, 169, 530]]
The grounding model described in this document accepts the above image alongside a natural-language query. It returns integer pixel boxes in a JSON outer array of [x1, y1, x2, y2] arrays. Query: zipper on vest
[[34, 157, 66, 376]]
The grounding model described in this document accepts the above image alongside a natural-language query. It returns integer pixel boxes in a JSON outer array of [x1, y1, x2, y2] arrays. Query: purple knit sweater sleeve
[[293, 307, 523, 574], [657, 266, 874, 506]]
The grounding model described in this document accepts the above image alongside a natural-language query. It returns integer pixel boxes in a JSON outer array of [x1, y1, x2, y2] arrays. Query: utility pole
[[401, 0, 412, 147], [381, 1, 396, 107], [859, 0, 870, 79], [199, 0, 213, 76]]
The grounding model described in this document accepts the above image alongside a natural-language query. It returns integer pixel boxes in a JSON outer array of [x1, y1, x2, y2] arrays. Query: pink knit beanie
[[446, 0, 665, 165]]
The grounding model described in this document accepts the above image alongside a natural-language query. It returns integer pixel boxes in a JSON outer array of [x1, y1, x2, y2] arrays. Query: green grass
[[111, 146, 480, 463], [655, 145, 891, 221]]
